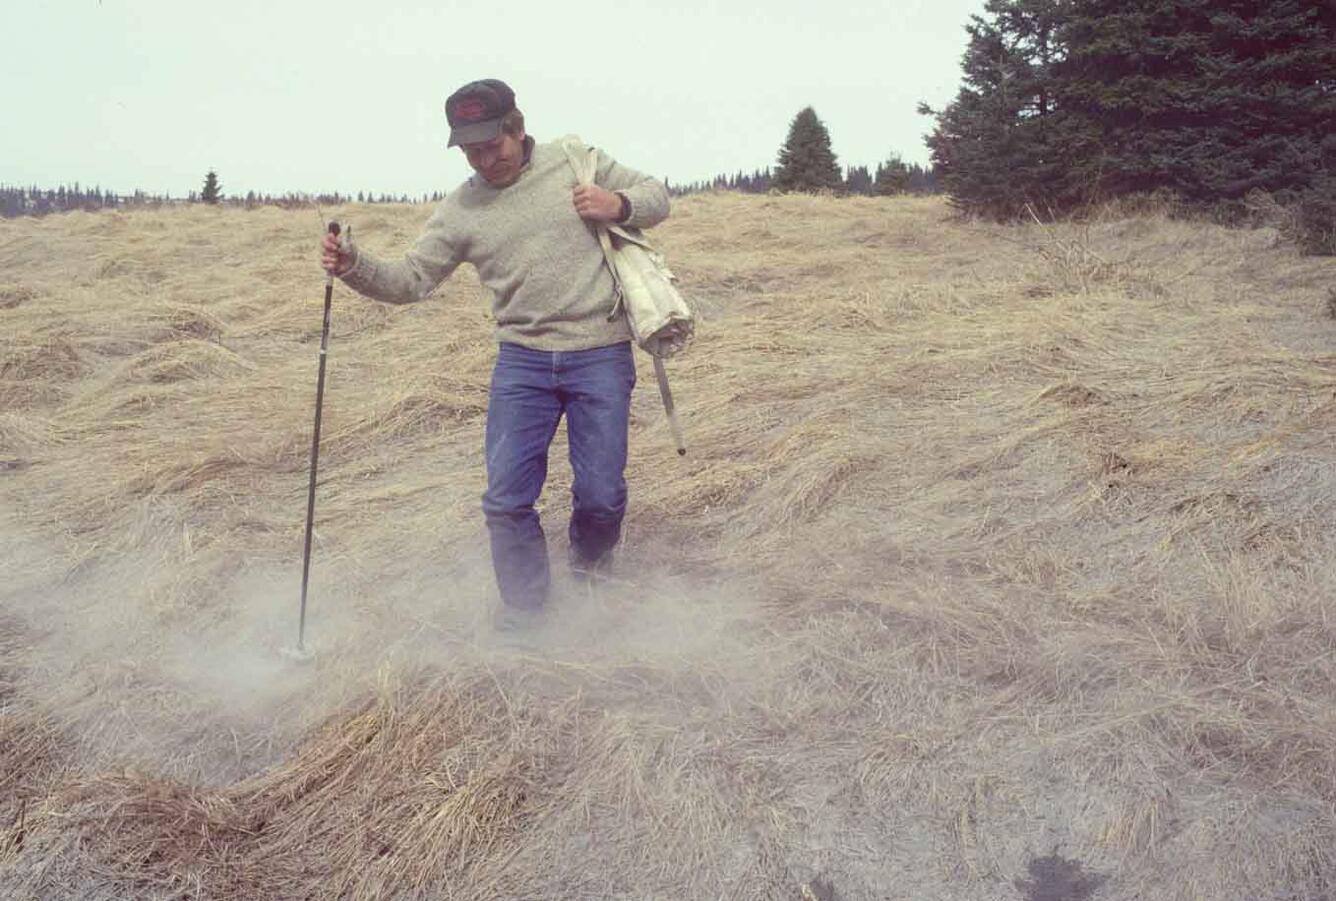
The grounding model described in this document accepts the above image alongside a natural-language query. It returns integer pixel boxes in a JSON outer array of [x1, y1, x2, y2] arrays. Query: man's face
[[462, 129, 526, 187]]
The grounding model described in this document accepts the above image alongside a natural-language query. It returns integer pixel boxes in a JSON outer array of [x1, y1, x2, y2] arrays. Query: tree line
[[7, 114, 940, 219], [919, 0, 1335, 253], [1, 179, 449, 219], [1, 184, 124, 218], [669, 106, 940, 198]]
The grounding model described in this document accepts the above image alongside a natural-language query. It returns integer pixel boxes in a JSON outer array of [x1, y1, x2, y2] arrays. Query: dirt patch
[[1014, 855, 1107, 901], [0, 284, 38, 309]]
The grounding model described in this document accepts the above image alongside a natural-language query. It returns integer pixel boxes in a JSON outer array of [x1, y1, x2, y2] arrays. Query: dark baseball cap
[[445, 79, 516, 147]]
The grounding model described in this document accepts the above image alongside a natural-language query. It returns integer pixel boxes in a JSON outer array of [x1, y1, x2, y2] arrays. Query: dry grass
[[1, 194, 1334, 899]]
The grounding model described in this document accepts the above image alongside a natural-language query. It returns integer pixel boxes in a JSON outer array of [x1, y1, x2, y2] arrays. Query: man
[[320, 78, 670, 625]]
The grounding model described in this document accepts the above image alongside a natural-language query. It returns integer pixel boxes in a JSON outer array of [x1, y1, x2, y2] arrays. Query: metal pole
[[297, 220, 341, 653], [652, 356, 686, 457]]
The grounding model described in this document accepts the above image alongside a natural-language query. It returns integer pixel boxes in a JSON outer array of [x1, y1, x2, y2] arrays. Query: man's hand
[[572, 185, 625, 223], [320, 231, 352, 276]]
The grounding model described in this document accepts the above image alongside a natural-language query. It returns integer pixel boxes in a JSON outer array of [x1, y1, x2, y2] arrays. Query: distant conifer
[[874, 154, 912, 195], [773, 107, 844, 194], [201, 171, 222, 204]]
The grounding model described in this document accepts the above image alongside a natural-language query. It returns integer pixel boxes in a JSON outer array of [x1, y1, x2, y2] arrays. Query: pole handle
[[324, 221, 342, 287]]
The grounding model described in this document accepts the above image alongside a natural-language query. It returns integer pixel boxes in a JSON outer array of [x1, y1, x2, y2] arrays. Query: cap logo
[[455, 98, 487, 122]]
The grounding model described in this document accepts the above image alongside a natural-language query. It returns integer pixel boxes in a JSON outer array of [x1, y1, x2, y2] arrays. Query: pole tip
[[280, 644, 316, 664], [677, 448, 687, 457]]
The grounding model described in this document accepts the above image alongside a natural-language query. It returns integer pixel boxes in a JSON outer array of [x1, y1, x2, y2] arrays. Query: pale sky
[[2, 0, 984, 199]]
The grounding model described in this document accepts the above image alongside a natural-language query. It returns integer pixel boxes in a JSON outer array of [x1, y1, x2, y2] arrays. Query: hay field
[[2, 192, 1335, 900]]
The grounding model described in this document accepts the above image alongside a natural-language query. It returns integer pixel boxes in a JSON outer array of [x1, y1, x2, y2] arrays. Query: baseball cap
[[445, 79, 516, 147]]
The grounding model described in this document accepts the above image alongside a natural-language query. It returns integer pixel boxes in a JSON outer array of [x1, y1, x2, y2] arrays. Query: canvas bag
[[561, 137, 691, 454], [560, 137, 695, 358]]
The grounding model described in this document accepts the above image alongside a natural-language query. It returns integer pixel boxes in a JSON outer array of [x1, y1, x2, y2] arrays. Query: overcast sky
[[3, 0, 985, 198]]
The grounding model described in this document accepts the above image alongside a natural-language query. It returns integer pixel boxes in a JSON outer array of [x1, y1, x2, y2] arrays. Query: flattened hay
[[1, 195, 1334, 899]]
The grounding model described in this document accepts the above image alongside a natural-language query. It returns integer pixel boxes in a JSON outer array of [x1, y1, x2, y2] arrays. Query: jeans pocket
[[612, 341, 637, 388]]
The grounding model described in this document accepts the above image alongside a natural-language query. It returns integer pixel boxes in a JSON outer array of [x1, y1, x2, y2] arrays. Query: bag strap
[[560, 139, 625, 320]]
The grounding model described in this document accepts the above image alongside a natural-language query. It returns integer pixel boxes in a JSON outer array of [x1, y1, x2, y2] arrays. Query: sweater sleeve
[[338, 203, 463, 305], [593, 147, 670, 230]]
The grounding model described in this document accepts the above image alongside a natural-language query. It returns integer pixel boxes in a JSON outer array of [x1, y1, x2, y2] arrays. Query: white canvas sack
[[560, 137, 695, 358], [561, 136, 691, 454]]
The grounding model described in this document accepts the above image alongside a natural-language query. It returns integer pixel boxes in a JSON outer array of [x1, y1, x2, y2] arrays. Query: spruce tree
[[920, 0, 1071, 217], [201, 170, 222, 204], [1055, 0, 1336, 212], [773, 107, 844, 193], [927, 0, 1334, 239], [874, 154, 912, 195]]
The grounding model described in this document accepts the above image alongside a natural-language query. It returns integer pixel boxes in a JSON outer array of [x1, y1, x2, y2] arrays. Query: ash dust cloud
[[3, 197, 1336, 899], [0, 498, 767, 787]]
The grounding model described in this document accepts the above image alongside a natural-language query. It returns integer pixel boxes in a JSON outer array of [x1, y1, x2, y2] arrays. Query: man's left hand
[[572, 185, 624, 223]]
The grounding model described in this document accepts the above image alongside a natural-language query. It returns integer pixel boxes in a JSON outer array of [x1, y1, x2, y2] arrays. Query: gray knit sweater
[[338, 138, 670, 351]]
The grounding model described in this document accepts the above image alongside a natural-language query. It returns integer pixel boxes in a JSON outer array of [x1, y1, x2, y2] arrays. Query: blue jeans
[[482, 341, 636, 609]]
